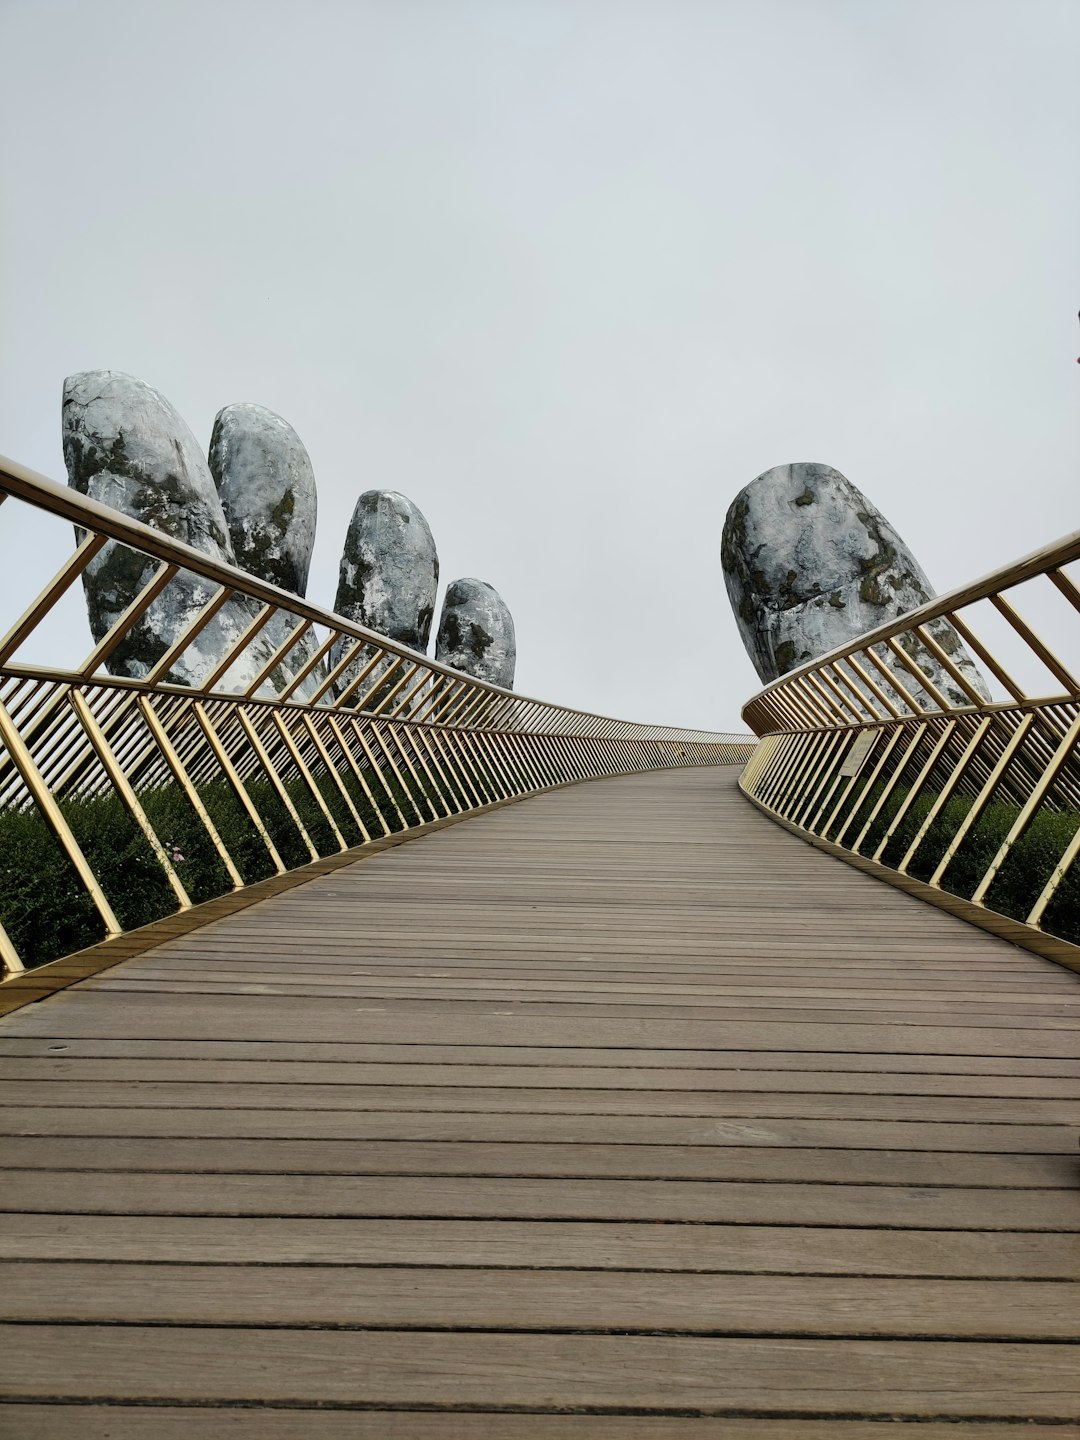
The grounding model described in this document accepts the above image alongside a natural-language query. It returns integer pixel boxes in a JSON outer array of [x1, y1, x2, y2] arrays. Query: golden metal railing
[[0, 457, 752, 977], [739, 526, 1080, 969]]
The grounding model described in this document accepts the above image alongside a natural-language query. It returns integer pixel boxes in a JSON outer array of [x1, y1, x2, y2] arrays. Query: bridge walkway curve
[[0, 763, 1078, 1435]]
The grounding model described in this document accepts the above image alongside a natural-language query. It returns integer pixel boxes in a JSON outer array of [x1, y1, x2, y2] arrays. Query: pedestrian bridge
[[0, 458, 1077, 1434]]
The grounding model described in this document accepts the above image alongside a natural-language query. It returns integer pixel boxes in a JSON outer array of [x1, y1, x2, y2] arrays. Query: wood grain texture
[[3, 1410, 1064, 1440], [1, 1325, 1077, 1416], [1, 764, 1077, 1425]]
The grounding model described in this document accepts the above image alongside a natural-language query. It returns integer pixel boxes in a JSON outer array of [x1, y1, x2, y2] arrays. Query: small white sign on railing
[[839, 729, 879, 777]]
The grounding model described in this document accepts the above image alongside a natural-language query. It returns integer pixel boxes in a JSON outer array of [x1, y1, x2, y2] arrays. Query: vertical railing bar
[[281, 630, 345, 704], [78, 562, 180, 677], [771, 743, 823, 823], [353, 656, 412, 717], [863, 644, 925, 716], [801, 673, 848, 725], [761, 733, 813, 814], [815, 668, 868, 724], [0, 533, 109, 667], [298, 714, 371, 842], [233, 707, 320, 862], [844, 653, 903, 720], [477, 729, 517, 797], [895, 714, 995, 874], [789, 733, 846, 828], [323, 714, 382, 840], [270, 711, 348, 852], [446, 731, 486, 808], [928, 714, 1036, 887], [424, 728, 470, 810], [945, 610, 1026, 702], [870, 718, 957, 863], [0, 697, 123, 937], [402, 724, 452, 817], [197, 603, 275, 693], [0, 916, 25, 976], [910, 624, 988, 706], [416, 727, 463, 813], [408, 675, 459, 726], [988, 592, 1079, 694], [346, 718, 407, 832], [1027, 818, 1080, 927], [882, 637, 955, 715], [970, 713, 1080, 905], [192, 705, 289, 864], [137, 696, 244, 889], [806, 731, 863, 834], [823, 663, 880, 724], [832, 727, 907, 846], [67, 690, 191, 909], [332, 646, 395, 710], [144, 584, 234, 685], [849, 723, 928, 854], [369, 721, 426, 826], [242, 618, 316, 698]]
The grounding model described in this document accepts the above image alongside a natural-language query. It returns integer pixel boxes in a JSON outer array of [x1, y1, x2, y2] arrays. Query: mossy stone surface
[[62, 370, 275, 688], [721, 461, 989, 707], [435, 577, 516, 689]]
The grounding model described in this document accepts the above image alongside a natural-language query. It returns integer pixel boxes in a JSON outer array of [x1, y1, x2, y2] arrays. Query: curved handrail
[[1, 455, 738, 744], [738, 523, 1080, 968], [742, 524, 1080, 737], [0, 456, 752, 977]]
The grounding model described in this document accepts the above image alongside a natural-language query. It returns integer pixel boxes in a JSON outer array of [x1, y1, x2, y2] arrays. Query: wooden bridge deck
[[0, 764, 1078, 1436]]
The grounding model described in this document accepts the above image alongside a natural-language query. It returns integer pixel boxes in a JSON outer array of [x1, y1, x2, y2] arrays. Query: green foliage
[[829, 776, 1080, 945], [0, 755, 451, 970]]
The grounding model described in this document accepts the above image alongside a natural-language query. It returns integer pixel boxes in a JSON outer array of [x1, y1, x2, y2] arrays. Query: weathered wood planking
[[1, 764, 1078, 1432]]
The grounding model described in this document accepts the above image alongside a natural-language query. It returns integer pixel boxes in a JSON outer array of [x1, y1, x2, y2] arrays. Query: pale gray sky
[[1, 0, 1077, 730]]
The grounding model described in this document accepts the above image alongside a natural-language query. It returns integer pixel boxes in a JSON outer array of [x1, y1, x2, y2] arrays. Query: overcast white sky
[[1, 0, 1077, 731]]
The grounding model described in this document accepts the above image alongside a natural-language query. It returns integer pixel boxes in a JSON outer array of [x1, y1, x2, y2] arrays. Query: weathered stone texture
[[62, 370, 269, 687], [436, 577, 516, 689], [721, 462, 989, 707], [208, 402, 320, 686], [334, 490, 439, 650], [331, 490, 439, 711], [208, 403, 316, 596]]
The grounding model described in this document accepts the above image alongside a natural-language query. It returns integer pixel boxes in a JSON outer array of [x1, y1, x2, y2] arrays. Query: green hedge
[[0, 756, 457, 970], [828, 775, 1080, 945]]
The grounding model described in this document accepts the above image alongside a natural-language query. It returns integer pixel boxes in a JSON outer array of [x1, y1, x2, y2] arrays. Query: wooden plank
[[6, 1078, 1079, 1123], [4, 997, 1076, 1055], [3, 1263, 1077, 1339], [85, 961, 1080, 999], [0, 1407, 1051, 1439], [2, 1215, 1076, 1277], [1, 764, 1077, 1428], [2, 1325, 1077, 1416], [78, 976, 1080, 1020], [2, 1106, 1073, 1151], [6, 1057, 1079, 1096], [4, 1169, 1078, 1229], [2, 1038, 1076, 1076], [123, 953, 1080, 984], [3, 1136, 1076, 1188], [66, 983, 1080, 1028]]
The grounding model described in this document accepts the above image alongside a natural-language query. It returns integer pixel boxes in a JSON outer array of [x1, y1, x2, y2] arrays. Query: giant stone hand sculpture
[[332, 490, 440, 712], [435, 578, 516, 690], [65, 371, 516, 708], [722, 462, 989, 707], [208, 402, 319, 672], [63, 370, 273, 687]]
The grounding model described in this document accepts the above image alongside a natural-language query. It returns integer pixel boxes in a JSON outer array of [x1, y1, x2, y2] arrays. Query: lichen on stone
[[63, 369, 275, 688], [720, 460, 990, 709], [436, 578, 515, 689]]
